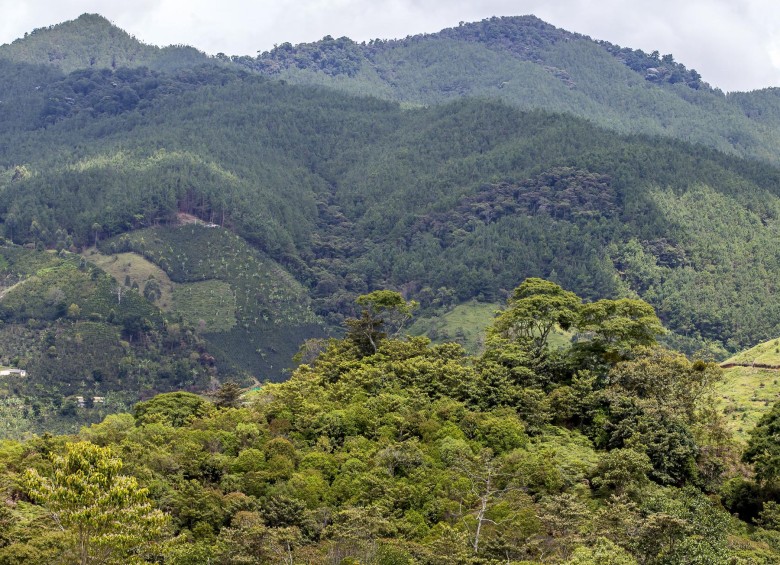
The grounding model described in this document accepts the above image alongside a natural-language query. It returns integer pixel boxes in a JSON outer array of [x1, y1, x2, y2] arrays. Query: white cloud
[[1, 0, 780, 91]]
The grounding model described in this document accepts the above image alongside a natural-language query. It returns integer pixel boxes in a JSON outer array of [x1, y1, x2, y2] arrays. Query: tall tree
[[489, 278, 581, 357], [345, 290, 418, 355]]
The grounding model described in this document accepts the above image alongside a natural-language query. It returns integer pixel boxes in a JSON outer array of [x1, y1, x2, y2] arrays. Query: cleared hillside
[[717, 339, 780, 440]]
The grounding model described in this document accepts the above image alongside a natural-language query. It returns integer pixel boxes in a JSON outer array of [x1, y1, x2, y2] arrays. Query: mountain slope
[[718, 339, 780, 440], [242, 16, 780, 165], [0, 244, 218, 436], [2, 69, 780, 356], [5, 17, 780, 362], [103, 224, 323, 378]]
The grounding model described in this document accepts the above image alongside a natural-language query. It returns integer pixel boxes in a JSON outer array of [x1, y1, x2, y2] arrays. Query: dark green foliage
[[213, 381, 242, 408], [744, 402, 780, 485]]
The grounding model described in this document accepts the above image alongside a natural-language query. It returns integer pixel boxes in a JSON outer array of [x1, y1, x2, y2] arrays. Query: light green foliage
[[717, 365, 780, 440], [725, 338, 780, 367], [346, 290, 418, 355], [490, 278, 581, 356], [591, 448, 652, 498], [0, 281, 768, 562], [408, 299, 499, 354], [84, 250, 174, 310], [22, 441, 168, 564], [172, 280, 237, 332], [577, 298, 665, 359], [566, 537, 638, 564], [609, 347, 721, 418], [133, 391, 212, 427]]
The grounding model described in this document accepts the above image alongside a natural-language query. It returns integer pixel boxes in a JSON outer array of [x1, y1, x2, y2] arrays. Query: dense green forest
[[2, 282, 780, 563], [5, 58, 780, 358], [244, 16, 780, 165]]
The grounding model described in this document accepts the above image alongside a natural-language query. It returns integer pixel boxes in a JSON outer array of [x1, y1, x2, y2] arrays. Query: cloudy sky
[[0, 0, 778, 92]]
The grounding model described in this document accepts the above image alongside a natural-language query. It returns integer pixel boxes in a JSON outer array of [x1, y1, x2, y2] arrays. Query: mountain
[[5, 70, 780, 356], [7, 14, 780, 165], [239, 16, 780, 165], [0, 13, 209, 73], [5, 15, 780, 562], [5, 14, 780, 429]]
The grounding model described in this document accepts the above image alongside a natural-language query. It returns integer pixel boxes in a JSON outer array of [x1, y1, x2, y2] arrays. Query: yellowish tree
[[22, 441, 169, 565]]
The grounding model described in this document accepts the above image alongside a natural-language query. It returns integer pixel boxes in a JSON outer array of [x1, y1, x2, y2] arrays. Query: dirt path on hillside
[[720, 362, 780, 370], [0, 278, 30, 300]]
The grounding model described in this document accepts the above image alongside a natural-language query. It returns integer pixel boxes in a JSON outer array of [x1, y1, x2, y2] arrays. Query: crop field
[[82, 249, 174, 310], [172, 280, 237, 332]]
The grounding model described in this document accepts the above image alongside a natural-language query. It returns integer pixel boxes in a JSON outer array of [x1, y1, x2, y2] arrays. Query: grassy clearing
[[410, 300, 574, 354], [717, 337, 780, 441], [409, 300, 499, 354], [716, 365, 780, 441], [172, 280, 237, 332], [83, 249, 174, 310], [724, 338, 780, 366]]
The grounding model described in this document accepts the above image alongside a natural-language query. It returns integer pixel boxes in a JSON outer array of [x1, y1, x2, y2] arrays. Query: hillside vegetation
[[104, 224, 323, 377], [0, 244, 216, 436], [8, 14, 780, 422], [4, 67, 780, 357], [1, 281, 779, 563]]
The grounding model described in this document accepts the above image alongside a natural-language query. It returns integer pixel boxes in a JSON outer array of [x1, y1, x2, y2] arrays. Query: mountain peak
[[0, 13, 209, 73]]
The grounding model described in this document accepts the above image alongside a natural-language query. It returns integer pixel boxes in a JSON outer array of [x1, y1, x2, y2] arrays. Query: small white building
[[0, 369, 26, 377]]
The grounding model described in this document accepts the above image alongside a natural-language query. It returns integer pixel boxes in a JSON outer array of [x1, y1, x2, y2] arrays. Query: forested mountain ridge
[[7, 13, 780, 164], [242, 15, 780, 164]]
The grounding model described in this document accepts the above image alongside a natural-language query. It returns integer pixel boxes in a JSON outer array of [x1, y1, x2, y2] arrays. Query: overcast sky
[[0, 0, 778, 92]]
